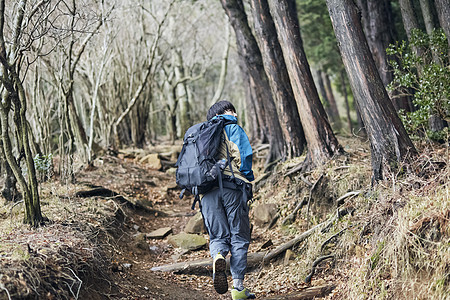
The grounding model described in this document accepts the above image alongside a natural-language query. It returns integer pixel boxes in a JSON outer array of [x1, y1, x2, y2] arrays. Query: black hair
[[206, 100, 236, 120]]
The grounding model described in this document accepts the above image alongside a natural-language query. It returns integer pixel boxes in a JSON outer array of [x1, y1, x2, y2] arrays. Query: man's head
[[207, 100, 237, 121]]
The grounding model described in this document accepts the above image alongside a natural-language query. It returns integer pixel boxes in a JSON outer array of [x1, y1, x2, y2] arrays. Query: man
[[201, 100, 256, 299]]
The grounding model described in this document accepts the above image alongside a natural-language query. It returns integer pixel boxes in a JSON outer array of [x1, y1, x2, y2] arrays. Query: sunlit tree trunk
[[327, 0, 417, 181], [249, 0, 306, 158], [0, 0, 44, 226], [221, 0, 286, 164], [267, 0, 343, 169]]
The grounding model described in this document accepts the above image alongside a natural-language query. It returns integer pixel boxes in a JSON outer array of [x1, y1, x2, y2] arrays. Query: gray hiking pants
[[201, 185, 251, 280]]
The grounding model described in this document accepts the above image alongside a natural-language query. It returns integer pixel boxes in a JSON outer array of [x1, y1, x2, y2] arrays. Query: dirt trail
[[76, 155, 229, 299], [74, 154, 339, 300]]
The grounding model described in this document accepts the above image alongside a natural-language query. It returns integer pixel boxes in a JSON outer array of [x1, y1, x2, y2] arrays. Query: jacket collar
[[213, 114, 237, 122]]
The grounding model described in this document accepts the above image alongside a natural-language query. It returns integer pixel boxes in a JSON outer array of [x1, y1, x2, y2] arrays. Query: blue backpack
[[175, 116, 236, 209]]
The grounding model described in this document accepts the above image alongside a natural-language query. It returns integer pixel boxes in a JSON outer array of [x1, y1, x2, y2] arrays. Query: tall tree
[[356, 0, 412, 112], [434, 0, 450, 52], [220, 0, 286, 163], [399, 0, 425, 60], [267, 0, 343, 169], [0, 0, 45, 226], [327, 0, 417, 181], [249, 0, 306, 158]]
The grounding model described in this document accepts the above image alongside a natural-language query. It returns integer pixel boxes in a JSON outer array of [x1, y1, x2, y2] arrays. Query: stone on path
[[185, 212, 205, 234], [140, 153, 162, 170], [253, 203, 278, 226], [146, 227, 173, 239], [167, 233, 207, 251]]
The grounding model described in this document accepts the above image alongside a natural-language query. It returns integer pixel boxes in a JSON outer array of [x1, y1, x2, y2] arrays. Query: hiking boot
[[212, 253, 228, 294], [231, 287, 256, 299]]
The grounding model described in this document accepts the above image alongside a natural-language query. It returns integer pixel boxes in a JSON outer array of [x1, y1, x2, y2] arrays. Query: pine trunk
[[249, 0, 306, 158], [434, 0, 450, 52], [221, 0, 286, 163], [267, 0, 342, 169], [327, 0, 417, 181]]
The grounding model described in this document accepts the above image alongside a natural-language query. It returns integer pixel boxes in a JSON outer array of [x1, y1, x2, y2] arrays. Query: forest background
[[0, 0, 448, 299]]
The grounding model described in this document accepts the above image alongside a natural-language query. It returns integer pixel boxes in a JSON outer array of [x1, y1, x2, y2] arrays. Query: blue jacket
[[214, 114, 254, 182]]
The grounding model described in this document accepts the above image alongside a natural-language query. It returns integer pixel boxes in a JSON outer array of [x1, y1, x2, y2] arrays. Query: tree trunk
[[176, 50, 191, 137], [358, 0, 395, 87], [221, 0, 286, 163], [238, 55, 265, 143], [267, 0, 343, 169], [249, 0, 306, 158], [315, 68, 332, 120], [323, 72, 341, 130], [399, 0, 425, 63], [419, 0, 439, 61], [357, 0, 412, 112], [434, 0, 450, 53], [0, 138, 20, 202], [327, 0, 417, 181], [340, 70, 353, 134], [211, 21, 231, 106]]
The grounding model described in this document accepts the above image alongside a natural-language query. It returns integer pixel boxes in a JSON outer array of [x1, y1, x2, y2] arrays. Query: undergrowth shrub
[[387, 29, 449, 141]]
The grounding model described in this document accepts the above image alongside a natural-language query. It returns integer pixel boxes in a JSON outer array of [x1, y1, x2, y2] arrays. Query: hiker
[[201, 100, 256, 299]]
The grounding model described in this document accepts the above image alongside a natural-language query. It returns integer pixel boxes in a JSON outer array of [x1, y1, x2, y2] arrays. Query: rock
[[253, 203, 278, 226], [140, 153, 162, 170], [133, 233, 148, 250], [146, 227, 173, 239], [166, 167, 177, 175], [185, 212, 205, 234], [167, 233, 207, 251]]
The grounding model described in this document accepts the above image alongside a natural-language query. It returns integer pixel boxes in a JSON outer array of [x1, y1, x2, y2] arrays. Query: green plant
[[33, 153, 53, 182], [387, 29, 449, 140]]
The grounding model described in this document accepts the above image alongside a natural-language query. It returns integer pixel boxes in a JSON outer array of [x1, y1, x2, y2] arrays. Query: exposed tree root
[[304, 255, 335, 284]]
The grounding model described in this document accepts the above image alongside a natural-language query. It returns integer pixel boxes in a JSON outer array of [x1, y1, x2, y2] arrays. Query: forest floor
[[0, 135, 448, 299]]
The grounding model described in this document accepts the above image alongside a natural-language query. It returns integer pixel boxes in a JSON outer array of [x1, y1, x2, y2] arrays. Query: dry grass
[[0, 182, 119, 299], [248, 137, 448, 299]]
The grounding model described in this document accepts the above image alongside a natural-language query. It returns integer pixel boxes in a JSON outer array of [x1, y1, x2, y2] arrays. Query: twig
[[336, 191, 361, 207], [281, 197, 307, 226], [320, 227, 349, 252], [306, 175, 324, 229], [299, 174, 312, 187], [66, 268, 82, 300], [0, 276, 12, 300]]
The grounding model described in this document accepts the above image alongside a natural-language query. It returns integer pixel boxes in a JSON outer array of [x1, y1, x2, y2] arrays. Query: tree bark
[[221, 0, 286, 163], [434, 0, 450, 52], [0, 137, 20, 202], [249, 0, 306, 158], [340, 70, 353, 134], [323, 72, 341, 129], [419, 0, 437, 42], [399, 0, 425, 64], [327, 0, 417, 181], [315, 68, 332, 120], [267, 0, 343, 169], [357, 0, 412, 112]]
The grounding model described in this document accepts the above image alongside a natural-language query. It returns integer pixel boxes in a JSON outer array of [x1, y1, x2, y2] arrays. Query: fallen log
[[263, 285, 336, 300], [150, 252, 266, 275]]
